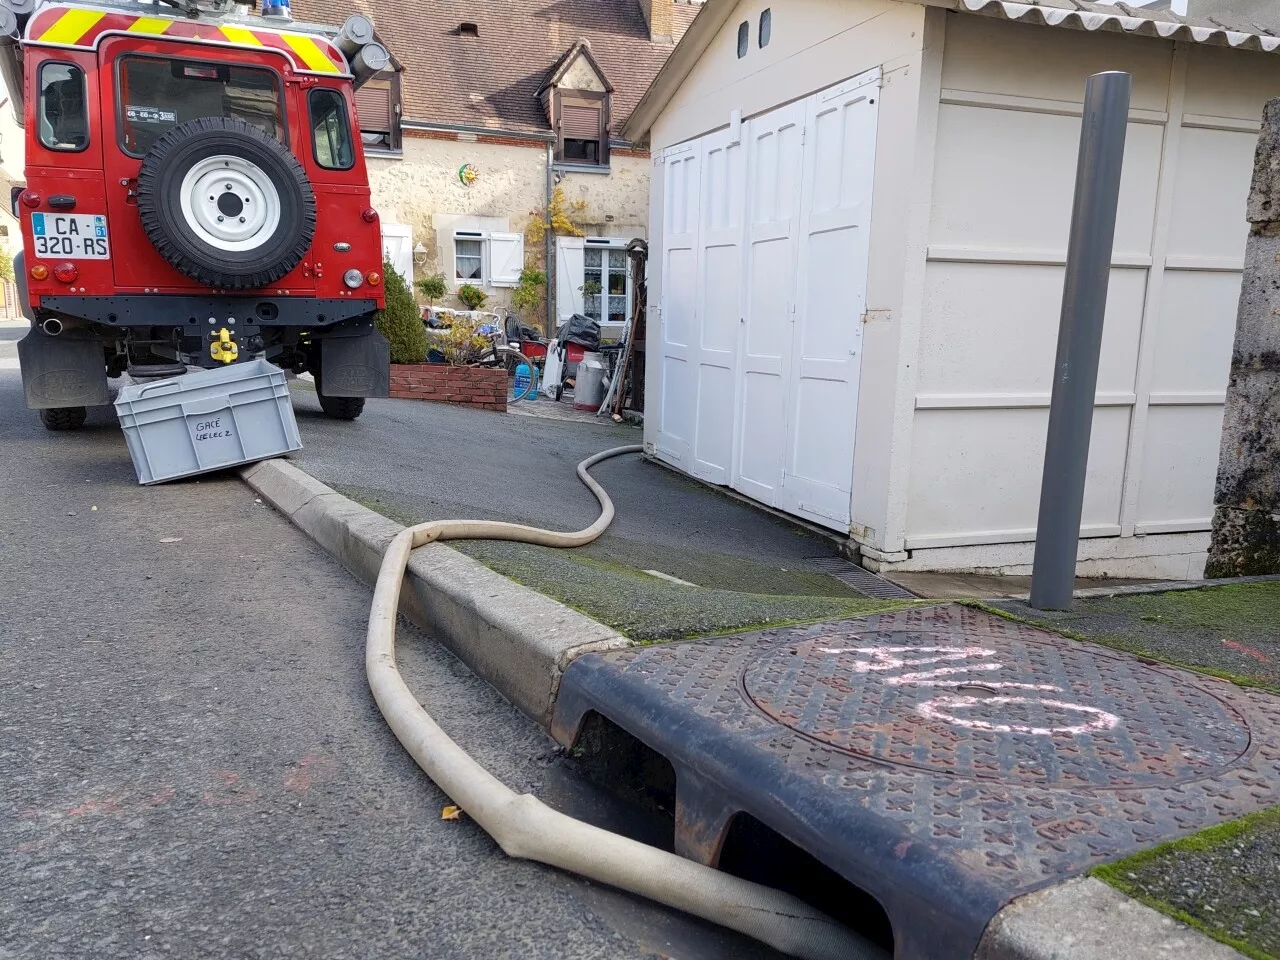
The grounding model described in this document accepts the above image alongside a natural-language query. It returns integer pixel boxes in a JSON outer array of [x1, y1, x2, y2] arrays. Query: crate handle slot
[[182, 397, 233, 417]]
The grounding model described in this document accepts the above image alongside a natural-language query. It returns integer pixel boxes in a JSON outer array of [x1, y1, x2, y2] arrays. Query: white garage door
[[655, 68, 880, 532]]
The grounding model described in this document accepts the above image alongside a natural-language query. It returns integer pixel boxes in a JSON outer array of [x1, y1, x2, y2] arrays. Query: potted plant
[[457, 283, 488, 311], [417, 273, 446, 307]]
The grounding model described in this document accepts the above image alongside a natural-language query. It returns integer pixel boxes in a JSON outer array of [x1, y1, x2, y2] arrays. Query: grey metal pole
[[1029, 71, 1132, 611]]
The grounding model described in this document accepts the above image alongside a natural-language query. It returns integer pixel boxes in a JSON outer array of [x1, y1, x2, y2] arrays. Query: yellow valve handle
[[210, 328, 239, 364]]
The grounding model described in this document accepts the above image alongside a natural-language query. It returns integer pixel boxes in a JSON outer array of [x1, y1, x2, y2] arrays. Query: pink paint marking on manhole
[[744, 630, 1250, 788]]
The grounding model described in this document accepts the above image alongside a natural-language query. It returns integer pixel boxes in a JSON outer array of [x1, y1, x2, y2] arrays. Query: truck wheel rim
[[178, 154, 282, 253]]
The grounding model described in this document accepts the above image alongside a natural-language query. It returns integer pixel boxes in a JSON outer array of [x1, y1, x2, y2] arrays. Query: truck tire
[[136, 117, 317, 290], [318, 394, 365, 420], [39, 406, 87, 431]]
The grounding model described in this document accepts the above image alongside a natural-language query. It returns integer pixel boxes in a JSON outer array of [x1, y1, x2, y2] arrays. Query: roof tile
[[289, 0, 693, 136]]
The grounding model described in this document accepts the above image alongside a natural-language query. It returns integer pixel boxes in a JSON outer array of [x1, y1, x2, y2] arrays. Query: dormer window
[[543, 42, 613, 169], [556, 92, 607, 166], [459, 22, 479, 37]]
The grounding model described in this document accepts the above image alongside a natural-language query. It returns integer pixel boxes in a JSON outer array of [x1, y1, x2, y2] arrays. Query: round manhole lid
[[742, 630, 1252, 788]]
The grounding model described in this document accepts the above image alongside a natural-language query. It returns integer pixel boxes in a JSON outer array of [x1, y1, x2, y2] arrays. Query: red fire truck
[[5, 0, 392, 427]]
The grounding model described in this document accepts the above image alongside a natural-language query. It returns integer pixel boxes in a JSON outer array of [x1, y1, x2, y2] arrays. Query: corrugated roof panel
[[953, 0, 1280, 52]]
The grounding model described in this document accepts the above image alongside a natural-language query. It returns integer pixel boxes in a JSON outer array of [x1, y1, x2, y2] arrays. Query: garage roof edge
[[623, 0, 1280, 143]]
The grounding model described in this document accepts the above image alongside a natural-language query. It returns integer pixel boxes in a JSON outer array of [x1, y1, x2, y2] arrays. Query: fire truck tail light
[[361, 207, 378, 223], [29, 263, 48, 280], [366, 271, 382, 286], [53, 262, 78, 283], [342, 268, 364, 288], [20, 190, 40, 209]]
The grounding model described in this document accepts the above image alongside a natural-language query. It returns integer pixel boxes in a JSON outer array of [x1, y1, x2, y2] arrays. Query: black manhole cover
[[742, 629, 1252, 788]]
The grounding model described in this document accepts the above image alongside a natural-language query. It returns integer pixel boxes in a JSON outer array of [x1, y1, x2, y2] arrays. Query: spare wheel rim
[[178, 155, 282, 254]]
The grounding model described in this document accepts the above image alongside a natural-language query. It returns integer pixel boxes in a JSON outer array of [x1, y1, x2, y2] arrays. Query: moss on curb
[[1092, 806, 1280, 960], [966, 581, 1280, 693], [340, 486, 912, 641]]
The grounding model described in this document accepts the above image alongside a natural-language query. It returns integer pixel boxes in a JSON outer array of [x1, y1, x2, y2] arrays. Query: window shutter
[[561, 102, 601, 139], [556, 236, 585, 323], [488, 232, 524, 287], [355, 83, 392, 133]]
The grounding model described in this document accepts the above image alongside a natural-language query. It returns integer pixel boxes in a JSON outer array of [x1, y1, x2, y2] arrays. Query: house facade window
[[759, 9, 771, 47], [452, 230, 524, 287], [737, 21, 749, 58], [583, 244, 628, 325], [555, 91, 608, 167], [455, 235, 484, 281], [355, 72, 402, 153]]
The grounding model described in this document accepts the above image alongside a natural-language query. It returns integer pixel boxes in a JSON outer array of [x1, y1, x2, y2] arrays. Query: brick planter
[[389, 363, 507, 412]]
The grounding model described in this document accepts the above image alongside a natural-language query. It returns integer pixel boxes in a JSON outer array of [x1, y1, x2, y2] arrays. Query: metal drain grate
[[808, 556, 917, 599]]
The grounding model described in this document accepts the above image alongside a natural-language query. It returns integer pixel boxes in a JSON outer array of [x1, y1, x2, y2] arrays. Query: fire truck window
[[118, 57, 283, 157], [309, 88, 354, 170], [38, 62, 88, 152]]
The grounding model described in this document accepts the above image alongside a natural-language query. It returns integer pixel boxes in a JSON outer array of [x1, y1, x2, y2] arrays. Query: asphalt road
[[0, 324, 781, 960]]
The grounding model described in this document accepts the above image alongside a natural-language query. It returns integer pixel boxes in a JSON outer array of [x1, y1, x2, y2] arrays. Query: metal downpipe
[[366, 445, 887, 960]]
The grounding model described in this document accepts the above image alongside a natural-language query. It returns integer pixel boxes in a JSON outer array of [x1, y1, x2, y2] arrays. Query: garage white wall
[[896, 15, 1280, 574]]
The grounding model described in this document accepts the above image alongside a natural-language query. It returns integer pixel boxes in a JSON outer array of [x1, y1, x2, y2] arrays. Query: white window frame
[[581, 236, 632, 329], [451, 230, 524, 288]]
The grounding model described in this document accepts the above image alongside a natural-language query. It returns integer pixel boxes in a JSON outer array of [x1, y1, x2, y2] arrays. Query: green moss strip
[[1092, 806, 1280, 960], [339, 487, 912, 640]]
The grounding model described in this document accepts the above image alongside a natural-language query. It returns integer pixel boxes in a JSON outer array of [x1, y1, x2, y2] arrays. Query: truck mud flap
[[16, 330, 110, 409], [318, 323, 390, 398]]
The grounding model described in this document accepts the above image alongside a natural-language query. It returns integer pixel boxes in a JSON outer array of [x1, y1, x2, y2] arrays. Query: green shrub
[[510, 267, 545, 317], [417, 273, 446, 305], [375, 260, 428, 364], [457, 283, 488, 310], [0, 246, 13, 283]]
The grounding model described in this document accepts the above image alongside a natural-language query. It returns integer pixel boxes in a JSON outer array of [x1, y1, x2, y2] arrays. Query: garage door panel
[[660, 356, 694, 448], [906, 408, 1130, 544], [749, 121, 802, 224], [664, 248, 697, 348], [745, 237, 791, 363], [694, 363, 735, 481], [1149, 269, 1239, 395], [701, 243, 740, 353], [1167, 127, 1254, 263], [916, 262, 1146, 397], [1136, 405, 1223, 528], [930, 105, 1161, 259], [790, 378, 858, 488], [738, 371, 787, 499], [799, 223, 865, 361]]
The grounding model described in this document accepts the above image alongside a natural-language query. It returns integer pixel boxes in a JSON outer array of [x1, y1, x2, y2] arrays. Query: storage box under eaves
[[114, 360, 302, 484]]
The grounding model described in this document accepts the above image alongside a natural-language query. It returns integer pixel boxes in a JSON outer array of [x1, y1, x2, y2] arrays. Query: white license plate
[[30, 213, 110, 259]]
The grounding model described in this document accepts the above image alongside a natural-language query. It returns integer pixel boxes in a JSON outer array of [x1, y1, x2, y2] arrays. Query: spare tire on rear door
[[136, 117, 317, 290]]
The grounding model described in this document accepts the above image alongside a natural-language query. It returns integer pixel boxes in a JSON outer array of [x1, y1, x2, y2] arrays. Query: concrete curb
[[977, 877, 1244, 959], [240, 458, 630, 726]]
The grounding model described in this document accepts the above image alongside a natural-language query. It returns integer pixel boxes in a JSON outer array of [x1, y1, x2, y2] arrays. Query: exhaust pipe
[[41, 318, 62, 336]]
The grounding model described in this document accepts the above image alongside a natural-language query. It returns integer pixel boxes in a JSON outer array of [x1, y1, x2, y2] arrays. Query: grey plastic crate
[[114, 359, 302, 485]]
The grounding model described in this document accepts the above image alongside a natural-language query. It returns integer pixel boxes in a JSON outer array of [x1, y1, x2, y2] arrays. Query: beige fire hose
[[366, 445, 886, 960]]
